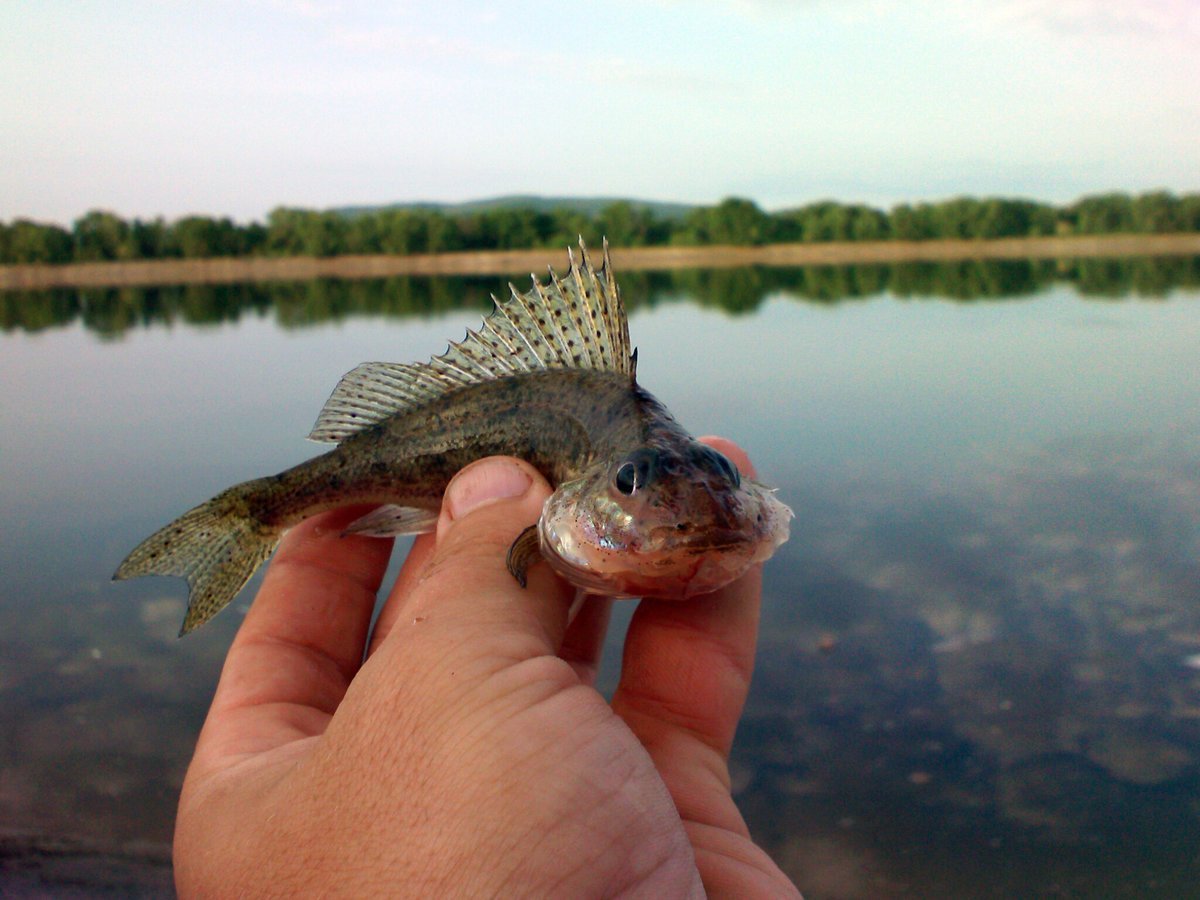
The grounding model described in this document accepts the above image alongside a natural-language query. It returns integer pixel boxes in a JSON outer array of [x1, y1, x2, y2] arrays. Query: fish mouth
[[541, 521, 780, 600], [648, 525, 757, 554]]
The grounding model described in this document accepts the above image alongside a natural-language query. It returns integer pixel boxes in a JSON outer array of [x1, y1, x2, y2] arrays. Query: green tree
[[242, 222, 268, 256], [421, 211, 462, 253], [1028, 202, 1059, 236], [173, 217, 219, 258], [594, 201, 664, 247], [375, 210, 423, 254], [470, 207, 544, 250], [542, 207, 597, 249], [1178, 193, 1200, 232], [304, 211, 350, 257], [1071, 193, 1134, 234], [977, 199, 1020, 238], [171, 215, 261, 257], [73, 210, 132, 261], [266, 208, 335, 256], [1131, 191, 1181, 233], [931, 197, 985, 239], [5, 219, 74, 263], [798, 202, 850, 242], [972, 198, 1056, 238], [675, 197, 772, 245], [889, 203, 938, 240], [849, 205, 890, 241], [128, 218, 172, 259], [769, 209, 803, 243], [345, 214, 383, 254]]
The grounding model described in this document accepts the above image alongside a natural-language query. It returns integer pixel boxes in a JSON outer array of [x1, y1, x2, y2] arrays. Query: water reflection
[[1, 261, 1199, 896], [3, 256, 1199, 336], [742, 431, 1200, 896]]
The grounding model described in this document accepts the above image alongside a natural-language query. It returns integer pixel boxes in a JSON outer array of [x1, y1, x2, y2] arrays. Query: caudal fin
[[113, 483, 279, 635]]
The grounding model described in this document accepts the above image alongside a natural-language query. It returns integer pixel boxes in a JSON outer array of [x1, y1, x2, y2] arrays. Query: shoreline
[[2, 233, 1199, 290]]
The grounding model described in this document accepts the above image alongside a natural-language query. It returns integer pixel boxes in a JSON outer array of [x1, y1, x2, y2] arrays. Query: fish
[[113, 241, 793, 635]]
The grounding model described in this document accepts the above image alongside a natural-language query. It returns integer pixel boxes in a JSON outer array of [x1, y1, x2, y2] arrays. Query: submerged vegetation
[[3, 191, 1200, 265], [3, 255, 1197, 338]]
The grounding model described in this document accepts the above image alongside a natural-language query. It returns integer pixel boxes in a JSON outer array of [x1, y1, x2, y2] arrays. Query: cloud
[[649, 0, 899, 20], [974, 0, 1200, 41], [694, 0, 1200, 41], [330, 25, 734, 94], [333, 25, 484, 58], [264, 0, 344, 18]]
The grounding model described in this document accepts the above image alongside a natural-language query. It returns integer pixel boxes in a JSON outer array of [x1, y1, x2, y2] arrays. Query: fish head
[[537, 438, 793, 599]]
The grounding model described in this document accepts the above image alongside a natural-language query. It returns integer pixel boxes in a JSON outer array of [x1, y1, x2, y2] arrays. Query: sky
[[2, 0, 1198, 225]]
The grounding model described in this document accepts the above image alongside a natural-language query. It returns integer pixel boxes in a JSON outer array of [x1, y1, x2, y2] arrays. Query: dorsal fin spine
[[463, 329, 510, 376], [547, 273, 586, 364], [481, 318, 526, 370], [503, 287, 550, 367], [307, 240, 633, 444], [433, 355, 475, 382]]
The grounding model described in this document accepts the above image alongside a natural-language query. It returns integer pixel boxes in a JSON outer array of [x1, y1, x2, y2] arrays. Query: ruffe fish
[[114, 242, 793, 635]]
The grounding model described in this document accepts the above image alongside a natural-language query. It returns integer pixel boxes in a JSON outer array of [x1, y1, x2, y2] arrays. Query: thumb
[[374, 457, 576, 666]]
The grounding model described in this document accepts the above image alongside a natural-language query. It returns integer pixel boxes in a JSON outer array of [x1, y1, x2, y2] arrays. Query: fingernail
[[445, 459, 533, 521]]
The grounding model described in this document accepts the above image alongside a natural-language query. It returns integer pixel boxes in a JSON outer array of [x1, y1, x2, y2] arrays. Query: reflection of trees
[[0, 290, 80, 332], [1064, 255, 1200, 299], [71, 284, 277, 338], [889, 259, 1059, 300], [3, 256, 1198, 336], [268, 277, 497, 326], [669, 267, 776, 313]]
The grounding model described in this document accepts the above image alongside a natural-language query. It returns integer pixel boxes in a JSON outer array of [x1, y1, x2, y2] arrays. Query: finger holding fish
[[367, 456, 577, 661], [609, 438, 790, 893], [615, 436, 764, 762]]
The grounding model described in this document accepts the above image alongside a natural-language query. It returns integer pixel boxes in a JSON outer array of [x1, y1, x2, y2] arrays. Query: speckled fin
[[308, 239, 634, 444], [343, 505, 438, 537]]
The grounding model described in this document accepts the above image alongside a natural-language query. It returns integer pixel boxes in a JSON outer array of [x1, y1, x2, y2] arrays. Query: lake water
[[2, 257, 1200, 897]]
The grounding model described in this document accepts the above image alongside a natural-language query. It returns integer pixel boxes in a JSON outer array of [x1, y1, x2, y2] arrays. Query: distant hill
[[332, 194, 696, 221]]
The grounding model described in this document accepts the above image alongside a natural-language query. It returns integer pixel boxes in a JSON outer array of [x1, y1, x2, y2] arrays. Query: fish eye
[[614, 448, 658, 495], [615, 462, 638, 495]]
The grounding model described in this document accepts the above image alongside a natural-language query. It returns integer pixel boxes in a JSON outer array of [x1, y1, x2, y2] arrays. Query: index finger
[[610, 437, 763, 823]]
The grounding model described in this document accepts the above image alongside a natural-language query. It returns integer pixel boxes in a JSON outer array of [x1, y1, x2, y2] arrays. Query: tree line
[[2, 191, 1199, 265], [5, 255, 1197, 338]]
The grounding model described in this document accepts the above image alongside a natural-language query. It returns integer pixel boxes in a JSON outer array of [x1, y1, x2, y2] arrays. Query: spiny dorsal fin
[[308, 239, 633, 444]]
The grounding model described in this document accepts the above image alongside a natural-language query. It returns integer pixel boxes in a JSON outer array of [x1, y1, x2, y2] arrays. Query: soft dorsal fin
[[308, 239, 634, 444]]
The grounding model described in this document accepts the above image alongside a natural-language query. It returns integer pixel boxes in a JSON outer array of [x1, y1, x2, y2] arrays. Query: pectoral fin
[[505, 525, 542, 588], [344, 505, 439, 537]]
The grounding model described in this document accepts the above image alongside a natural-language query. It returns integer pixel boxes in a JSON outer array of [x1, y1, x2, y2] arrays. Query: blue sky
[[2, 0, 1197, 225]]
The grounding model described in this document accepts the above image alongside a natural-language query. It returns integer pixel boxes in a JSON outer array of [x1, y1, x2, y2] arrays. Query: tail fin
[[113, 481, 279, 635]]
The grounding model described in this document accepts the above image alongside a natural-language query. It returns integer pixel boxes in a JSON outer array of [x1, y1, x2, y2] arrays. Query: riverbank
[[3, 233, 1199, 290]]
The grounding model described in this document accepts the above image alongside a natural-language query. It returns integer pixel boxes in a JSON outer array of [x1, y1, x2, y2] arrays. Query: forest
[[2, 191, 1199, 266]]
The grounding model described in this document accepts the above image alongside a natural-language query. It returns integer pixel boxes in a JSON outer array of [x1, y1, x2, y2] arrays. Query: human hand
[[173, 438, 801, 898]]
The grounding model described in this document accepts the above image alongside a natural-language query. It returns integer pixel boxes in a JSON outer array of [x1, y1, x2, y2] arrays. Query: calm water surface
[[2, 260, 1200, 897]]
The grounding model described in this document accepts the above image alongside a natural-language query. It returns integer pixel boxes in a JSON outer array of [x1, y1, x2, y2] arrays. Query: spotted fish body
[[114, 243, 792, 635]]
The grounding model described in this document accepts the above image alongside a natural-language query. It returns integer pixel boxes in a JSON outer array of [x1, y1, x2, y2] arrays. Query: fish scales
[[114, 242, 792, 636], [249, 370, 654, 526]]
